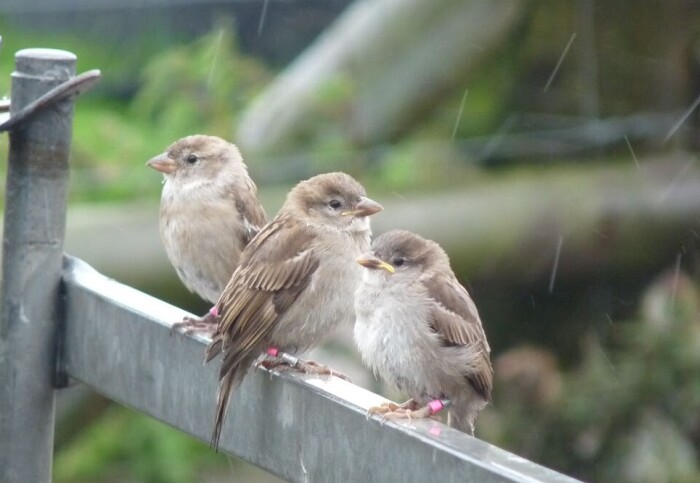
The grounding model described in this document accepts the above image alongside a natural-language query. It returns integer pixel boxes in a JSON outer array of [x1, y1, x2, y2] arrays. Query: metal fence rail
[[61, 256, 577, 483], [0, 48, 580, 483]]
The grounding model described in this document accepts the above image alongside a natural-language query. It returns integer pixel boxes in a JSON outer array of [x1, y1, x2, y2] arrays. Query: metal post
[[0, 49, 76, 483]]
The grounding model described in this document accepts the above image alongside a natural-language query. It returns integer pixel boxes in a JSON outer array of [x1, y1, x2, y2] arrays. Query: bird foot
[[367, 399, 419, 416], [370, 399, 450, 423], [257, 350, 350, 381], [295, 359, 350, 381], [381, 406, 433, 422], [170, 309, 218, 338]]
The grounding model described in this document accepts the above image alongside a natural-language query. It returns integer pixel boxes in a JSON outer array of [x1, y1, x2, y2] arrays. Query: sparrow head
[[357, 229, 450, 280], [286, 172, 382, 231], [146, 135, 247, 187]]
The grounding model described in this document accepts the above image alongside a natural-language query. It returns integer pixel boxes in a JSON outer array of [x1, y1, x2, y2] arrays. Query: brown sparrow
[[147, 135, 266, 331], [206, 172, 382, 448], [354, 230, 492, 435]]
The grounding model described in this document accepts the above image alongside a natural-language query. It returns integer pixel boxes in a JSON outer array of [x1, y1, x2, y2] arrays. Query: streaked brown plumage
[[148, 135, 266, 307], [354, 229, 492, 434], [206, 172, 382, 448]]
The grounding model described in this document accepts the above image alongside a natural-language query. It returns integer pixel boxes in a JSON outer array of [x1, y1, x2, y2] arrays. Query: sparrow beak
[[342, 196, 383, 217], [147, 153, 177, 174], [357, 253, 395, 273]]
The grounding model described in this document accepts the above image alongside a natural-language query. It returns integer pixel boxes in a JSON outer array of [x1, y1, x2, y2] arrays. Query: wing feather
[[206, 213, 319, 448], [422, 273, 493, 401], [230, 177, 267, 246]]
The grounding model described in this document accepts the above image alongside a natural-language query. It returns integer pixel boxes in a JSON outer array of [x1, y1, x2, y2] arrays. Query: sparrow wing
[[231, 177, 267, 245], [209, 212, 318, 360], [422, 273, 493, 400], [206, 212, 319, 448]]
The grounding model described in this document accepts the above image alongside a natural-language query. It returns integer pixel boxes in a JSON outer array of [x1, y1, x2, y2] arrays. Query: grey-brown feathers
[[207, 172, 382, 448], [148, 135, 266, 303], [354, 229, 492, 434]]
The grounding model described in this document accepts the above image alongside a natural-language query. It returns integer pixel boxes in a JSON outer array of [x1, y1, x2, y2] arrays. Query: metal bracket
[[0, 69, 102, 133]]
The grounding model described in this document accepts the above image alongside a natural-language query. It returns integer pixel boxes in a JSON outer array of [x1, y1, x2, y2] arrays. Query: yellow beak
[[357, 253, 395, 273]]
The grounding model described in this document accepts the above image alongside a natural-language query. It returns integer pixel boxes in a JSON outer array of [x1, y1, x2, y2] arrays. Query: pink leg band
[[427, 399, 445, 415], [209, 306, 219, 317], [266, 346, 279, 357]]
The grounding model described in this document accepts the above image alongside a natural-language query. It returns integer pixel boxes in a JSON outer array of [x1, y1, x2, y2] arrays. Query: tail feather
[[211, 372, 233, 450], [447, 394, 488, 436], [205, 336, 223, 363], [210, 359, 253, 451], [447, 409, 475, 435]]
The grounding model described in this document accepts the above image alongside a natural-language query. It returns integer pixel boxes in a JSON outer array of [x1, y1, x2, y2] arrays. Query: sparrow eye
[[329, 199, 342, 209], [393, 257, 406, 267], [185, 154, 198, 164]]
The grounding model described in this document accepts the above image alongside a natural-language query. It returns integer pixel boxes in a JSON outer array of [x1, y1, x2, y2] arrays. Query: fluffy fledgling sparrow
[[205, 172, 382, 448], [354, 230, 492, 435], [147, 135, 267, 328]]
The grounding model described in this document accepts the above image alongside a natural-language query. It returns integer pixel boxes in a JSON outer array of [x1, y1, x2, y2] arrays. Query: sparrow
[[353, 229, 493, 435], [205, 172, 383, 449], [147, 135, 267, 330]]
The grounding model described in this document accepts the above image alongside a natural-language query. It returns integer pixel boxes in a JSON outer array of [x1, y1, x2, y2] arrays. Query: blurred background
[[2, 0, 700, 481]]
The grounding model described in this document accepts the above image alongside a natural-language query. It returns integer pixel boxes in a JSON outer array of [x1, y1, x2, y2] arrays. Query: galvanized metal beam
[[62, 255, 579, 483], [0, 48, 76, 483]]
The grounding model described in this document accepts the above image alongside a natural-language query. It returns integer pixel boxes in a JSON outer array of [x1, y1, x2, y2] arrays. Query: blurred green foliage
[[482, 270, 700, 482], [0, 22, 268, 482], [2, 5, 699, 481], [131, 25, 268, 140], [0, 11, 525, 203], [0, 20, 269, 205], [54, 405, 227, 483]]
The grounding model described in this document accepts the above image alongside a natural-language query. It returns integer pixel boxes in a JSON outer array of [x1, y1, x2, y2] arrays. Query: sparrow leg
[[259, 347, 351, 381], [170, 307, 219, 337], [256, 355, 286, 371], [377, 399, 451, 423]]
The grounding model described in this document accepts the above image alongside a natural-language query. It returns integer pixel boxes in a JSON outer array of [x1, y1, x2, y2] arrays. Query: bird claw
[[169, 312, 218, 338], [294, 359, 351, 381], [382, 406, 433, 422], [258, 353, 350, 381], [367, 402, 401, 416], [255, 356, 285, 372], [367, 399, 418, 417], [368, 400, 433, 424]]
